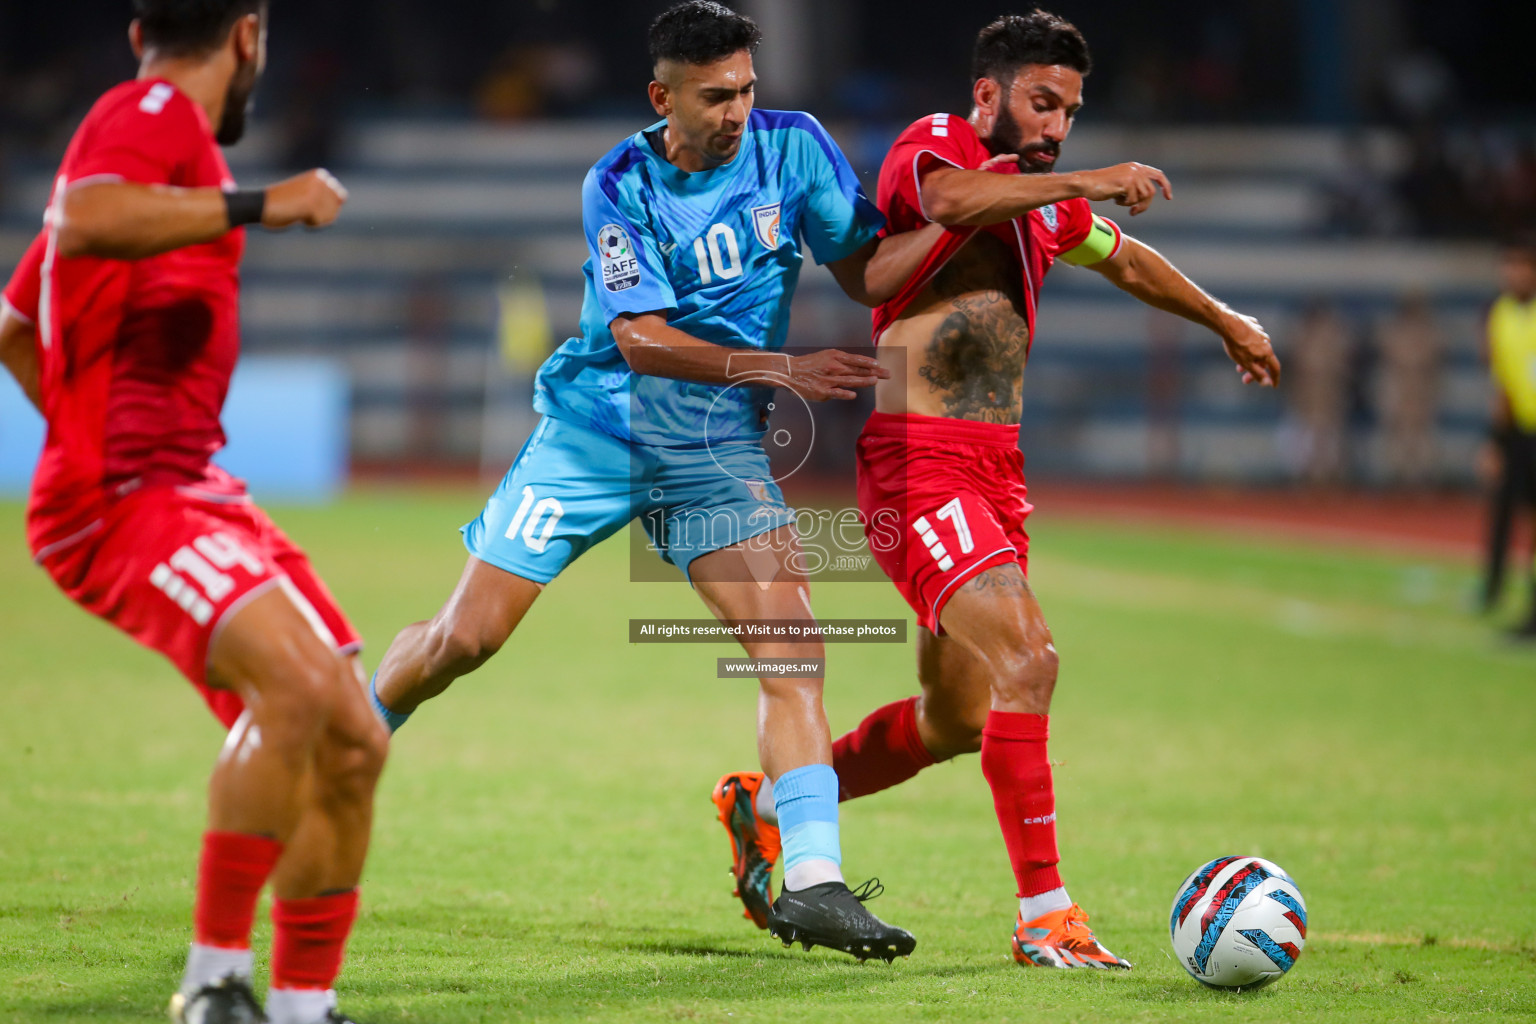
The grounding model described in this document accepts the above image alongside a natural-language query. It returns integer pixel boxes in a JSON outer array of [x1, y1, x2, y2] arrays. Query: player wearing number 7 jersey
[[713, 9, 1282, 971], [369, 1, 945, 962]]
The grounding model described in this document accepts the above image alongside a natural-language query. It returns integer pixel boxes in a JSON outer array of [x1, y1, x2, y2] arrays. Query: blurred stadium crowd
[[1, 0, 1532, 490]]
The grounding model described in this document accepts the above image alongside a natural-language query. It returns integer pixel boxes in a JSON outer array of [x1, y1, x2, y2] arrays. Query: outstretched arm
[[1089, 234, 1281, 387], [921, 159, 1173, 227], [0, 303, 40, 411], [56, 169, 349, 260], [611, 313, 890, 402]]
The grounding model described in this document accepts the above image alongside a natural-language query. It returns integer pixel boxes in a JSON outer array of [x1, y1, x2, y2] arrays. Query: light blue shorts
[[463, 415, 797, 584]]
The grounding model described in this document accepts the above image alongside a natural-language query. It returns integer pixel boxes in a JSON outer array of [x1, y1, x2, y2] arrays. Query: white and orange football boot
[[1012, 903, 1132, 969]]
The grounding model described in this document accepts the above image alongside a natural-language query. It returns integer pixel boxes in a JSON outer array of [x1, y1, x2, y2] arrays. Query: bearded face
[[216, 47, 260, 146], [982, 64, 1082, 174], [991, 102, 1061, 174]]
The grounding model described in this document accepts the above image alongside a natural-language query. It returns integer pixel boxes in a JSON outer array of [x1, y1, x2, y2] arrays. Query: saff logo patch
[[751, 203, 782, 249], [598, 223, 641, 292], [1040, 203, 1058, 233]]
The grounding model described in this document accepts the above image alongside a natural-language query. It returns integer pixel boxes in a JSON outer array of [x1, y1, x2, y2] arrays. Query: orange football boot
[[1012, 903, 1132, 969], [711, 771, 781, 929]]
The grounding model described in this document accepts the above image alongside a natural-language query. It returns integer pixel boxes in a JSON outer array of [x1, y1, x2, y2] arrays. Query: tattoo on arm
[[965, 566, 1032, 593]]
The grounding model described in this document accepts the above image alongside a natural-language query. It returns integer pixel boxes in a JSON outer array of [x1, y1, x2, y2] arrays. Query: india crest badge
[[751, 203, 782, 250]]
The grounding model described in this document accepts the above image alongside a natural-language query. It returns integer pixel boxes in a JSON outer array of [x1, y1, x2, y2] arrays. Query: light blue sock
[[774, 764, 843, 891], [369, 672, 411, 733]]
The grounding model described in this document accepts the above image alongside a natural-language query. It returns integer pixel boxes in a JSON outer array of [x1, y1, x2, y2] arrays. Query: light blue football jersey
[[532, 109, 884, 447]]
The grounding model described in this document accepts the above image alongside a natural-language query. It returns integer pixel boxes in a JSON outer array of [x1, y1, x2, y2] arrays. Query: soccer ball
[[1169, 856, 1308, 990], [599, 228, 629, 259]]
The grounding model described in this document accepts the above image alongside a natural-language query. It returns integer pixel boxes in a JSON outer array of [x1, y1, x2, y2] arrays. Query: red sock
[[270, 889, 360, 991], [193, 831, 284, 949], [831, 696, 935, 801], [979, 710, 1063, 899]]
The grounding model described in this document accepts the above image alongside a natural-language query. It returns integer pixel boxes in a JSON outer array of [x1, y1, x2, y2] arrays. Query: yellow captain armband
[[1058, 214, 1123, 266]]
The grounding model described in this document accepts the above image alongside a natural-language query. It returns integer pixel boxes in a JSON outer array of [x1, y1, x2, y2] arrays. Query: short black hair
[[649, 1, 761, 69], [133, 0, 265, 57], [972, 9, 1092, 88]]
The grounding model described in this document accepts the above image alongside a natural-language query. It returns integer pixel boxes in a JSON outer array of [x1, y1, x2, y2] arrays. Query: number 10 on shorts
[[504, 486, 565, 553], [914, 497, 974, 572]]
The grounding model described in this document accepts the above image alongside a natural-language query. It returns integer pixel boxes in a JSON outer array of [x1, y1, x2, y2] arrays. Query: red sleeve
[[66, 82, 204, 187], [2, 232, 45, 325], [871, 115, 993, 338], [877, 114, 992, 232], [1052, 197, 1096, 253]]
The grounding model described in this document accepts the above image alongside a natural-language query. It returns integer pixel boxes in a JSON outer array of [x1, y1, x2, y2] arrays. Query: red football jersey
[[30, 78, 245, 559], [2, 230, 44, 326], [870, 112, 1119, 344]]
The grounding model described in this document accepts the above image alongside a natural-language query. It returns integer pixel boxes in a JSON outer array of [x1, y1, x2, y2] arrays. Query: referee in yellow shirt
[[1481, 236, 1536, 636]]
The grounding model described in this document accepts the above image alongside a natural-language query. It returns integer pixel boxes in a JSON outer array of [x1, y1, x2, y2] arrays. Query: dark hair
[[972, 9, 1092, 88], [133, 0, 265, 56], [1504, 231, 1536, 261], [649, 1, 761, 69]]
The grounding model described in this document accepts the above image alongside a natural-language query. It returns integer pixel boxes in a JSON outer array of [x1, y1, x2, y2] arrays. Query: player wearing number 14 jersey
[[714, 10, 1282, 970], [0, 3, 384, 1021]]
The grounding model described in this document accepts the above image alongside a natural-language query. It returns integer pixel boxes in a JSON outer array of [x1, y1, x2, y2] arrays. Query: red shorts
[[857, 411, 1032, 634], [33, 486, 362, 729]]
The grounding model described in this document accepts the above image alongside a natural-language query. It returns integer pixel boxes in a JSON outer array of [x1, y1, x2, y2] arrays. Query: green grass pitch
[[1, 489, 1533, 1023]]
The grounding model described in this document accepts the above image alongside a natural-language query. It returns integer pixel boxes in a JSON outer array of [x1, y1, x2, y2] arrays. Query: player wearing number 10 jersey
[[368, 2, 944, 961], [715, 10, 1283, 970]]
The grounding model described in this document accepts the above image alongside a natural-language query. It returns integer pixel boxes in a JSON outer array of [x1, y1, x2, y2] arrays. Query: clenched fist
[[262, 169, 348, 230]]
